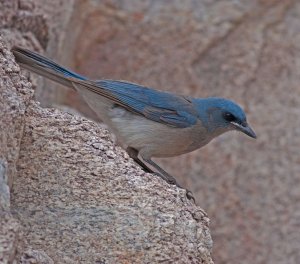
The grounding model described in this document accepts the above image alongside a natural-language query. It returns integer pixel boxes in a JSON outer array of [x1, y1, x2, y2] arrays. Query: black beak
[[231, 122, 257, 139]]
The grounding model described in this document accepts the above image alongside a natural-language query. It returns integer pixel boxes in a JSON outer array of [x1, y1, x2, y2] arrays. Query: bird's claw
[[167, 178, 177, 185], [150, 171, 195, 203], [186, 189, 196, 204]]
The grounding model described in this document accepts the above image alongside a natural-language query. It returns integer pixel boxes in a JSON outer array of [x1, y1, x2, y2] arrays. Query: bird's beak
[[231, 122, 257, 139]]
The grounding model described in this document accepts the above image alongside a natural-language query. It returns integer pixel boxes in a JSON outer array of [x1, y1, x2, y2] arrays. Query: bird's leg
[[143, 158, 178, 185], [126, 147, 154, 173], [127, 147, 195, 202], [143, 158, 195, 203]]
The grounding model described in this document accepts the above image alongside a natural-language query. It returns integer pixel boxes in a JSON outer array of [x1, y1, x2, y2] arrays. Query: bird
[[12, 46, 256, 201]]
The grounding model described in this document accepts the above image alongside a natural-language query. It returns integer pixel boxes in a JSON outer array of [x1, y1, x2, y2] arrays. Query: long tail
[[11, 47, 158, 119], [11, 47, 87, 88]]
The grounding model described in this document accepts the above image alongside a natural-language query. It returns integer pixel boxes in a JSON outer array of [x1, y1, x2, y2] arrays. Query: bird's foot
[[185, 189, 196, 204], [159, 176, 196, 203], [167, 178, 177, 185]]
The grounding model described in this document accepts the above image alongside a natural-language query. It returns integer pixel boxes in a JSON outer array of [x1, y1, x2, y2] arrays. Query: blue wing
[[92, 80, 198, 128], [11, 47, 198, 128]]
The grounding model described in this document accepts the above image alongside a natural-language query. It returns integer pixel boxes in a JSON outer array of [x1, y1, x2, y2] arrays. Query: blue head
[[193, 97, 256, 138]]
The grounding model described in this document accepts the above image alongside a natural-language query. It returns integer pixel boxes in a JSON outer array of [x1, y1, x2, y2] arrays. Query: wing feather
[[83, 80, 199, 128]]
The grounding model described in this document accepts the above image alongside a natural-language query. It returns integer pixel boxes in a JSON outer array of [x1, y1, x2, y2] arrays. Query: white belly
[[108, 107, 211, 158]]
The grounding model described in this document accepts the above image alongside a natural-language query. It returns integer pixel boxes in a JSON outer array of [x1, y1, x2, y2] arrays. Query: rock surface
[[11, 102, 213, 263], [0, 36, 33, 190], [0, 212, 22, 264], [1, 1, 76, 261], [0, 35, 32, 264]]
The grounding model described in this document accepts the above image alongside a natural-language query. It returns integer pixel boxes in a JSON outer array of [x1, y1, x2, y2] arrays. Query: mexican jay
[[12, 47, 256, 200]]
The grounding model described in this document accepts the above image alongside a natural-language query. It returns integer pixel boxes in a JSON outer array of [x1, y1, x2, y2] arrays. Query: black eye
[[223, 112, 235, 122]]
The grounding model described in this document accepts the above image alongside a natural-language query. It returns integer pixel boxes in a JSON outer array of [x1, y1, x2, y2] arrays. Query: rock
[[0, 37, 33, 188], [0, 160, 10, 210], [20, 249, 54, 264], [11, 101, 213, 263], [0, 211, 23, 264], [0, 35, 30, 264]]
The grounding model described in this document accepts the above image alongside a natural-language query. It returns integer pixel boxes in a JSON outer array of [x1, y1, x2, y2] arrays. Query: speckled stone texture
[[0, 211, 23, 264], [11, 101, 213, 263], [44, 1, 300, 263], [0, 38, 33, 189], [0, 36, 55, 263], [0, 37, 32, 264], [0, 1, 76, 262], [0, 41, 24, 263]]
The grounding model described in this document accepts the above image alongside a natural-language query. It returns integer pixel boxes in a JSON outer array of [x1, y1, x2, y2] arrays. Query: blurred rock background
[[8, 0, 300, 263]]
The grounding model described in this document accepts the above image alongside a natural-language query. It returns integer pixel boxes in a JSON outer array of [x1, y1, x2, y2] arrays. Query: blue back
[[96, 80, 199, 128]]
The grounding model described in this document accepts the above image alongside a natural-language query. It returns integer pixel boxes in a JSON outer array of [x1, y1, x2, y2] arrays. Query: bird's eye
[[223, 112, 235, 122]]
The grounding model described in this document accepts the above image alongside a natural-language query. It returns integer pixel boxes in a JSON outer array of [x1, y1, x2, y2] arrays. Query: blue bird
[[12, 47, 256, 201]]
